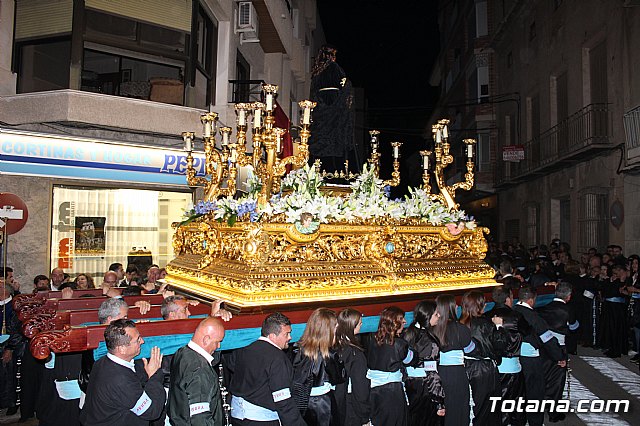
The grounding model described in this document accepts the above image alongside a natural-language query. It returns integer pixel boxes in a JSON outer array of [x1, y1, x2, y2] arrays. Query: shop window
[[51, 186, 191, 280]]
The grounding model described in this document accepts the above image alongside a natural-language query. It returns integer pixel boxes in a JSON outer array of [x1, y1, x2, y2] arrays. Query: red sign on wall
[[502, 145, 525, 162]]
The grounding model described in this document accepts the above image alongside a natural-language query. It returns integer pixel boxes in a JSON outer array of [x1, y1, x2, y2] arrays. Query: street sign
[[502, 145, 525, 162], [0, 193, 28, 235]]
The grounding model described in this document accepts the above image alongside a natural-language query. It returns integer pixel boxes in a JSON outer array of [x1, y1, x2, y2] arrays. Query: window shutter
[[85, 0, 192, 32], [15, 0, 73, 40]]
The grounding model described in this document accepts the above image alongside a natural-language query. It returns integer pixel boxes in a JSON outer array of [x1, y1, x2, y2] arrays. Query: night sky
[[317, 0, 440, 145], [316, 0, 440, 192]]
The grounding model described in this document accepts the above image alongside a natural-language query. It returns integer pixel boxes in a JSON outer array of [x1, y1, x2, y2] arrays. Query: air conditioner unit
[[236, 1, 259, 44]]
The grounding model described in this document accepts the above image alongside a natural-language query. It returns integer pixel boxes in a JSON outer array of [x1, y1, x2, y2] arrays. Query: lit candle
[[204, 120, 212, 138], [467, 143, 473, 159], [222, 131, 230, 146], [423, 154, 430, 170], [442, 125, 448, 139], [393, 145, 399, 159], [276, 138, 281, 153], [238, 109, 246, 126], [230, 148, 237, 163], [182, 132, 193, 152], [303, 107, 311, 125], [436, 129, 442, 143], [266, 93, 273, 111], [254, 109, 262, 129]]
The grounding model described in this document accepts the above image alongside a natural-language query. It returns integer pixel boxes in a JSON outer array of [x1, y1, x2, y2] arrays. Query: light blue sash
[[520, 342, 539, 357], [605, 297, 625, 304], [498, 357, 521, 374], [230, 396, 279, 421], [310, 382, 333, 396], [405, 366, 426, 378], [366, 369, 402, 388], [439, 350, 464, 366]]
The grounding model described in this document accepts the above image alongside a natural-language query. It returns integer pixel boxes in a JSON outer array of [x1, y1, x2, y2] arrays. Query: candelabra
[[365, 130, 402, 187], [182, 84, 316, 205], [420, 119, 476, 210]]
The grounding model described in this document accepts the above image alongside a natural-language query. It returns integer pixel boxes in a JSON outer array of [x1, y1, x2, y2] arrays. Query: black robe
[[367, 336, 414, 426], [290, 346, 334, 426], [484, 304, 526, 426], [598, 279, 629, 357], [402, 327, 445, 426], [36, 353, 83, 426], [333, 343, 370, 426], [513, 302, 563, 426], [225, 339, 305, 426], [79, 355, 165, 426], [464, 316, 506, 425], [537, 299, 575, 422], [438, 321, 472, 426]]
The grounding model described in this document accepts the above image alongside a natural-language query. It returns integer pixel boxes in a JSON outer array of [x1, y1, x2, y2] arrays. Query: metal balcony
[[497, 103, 612, 186]]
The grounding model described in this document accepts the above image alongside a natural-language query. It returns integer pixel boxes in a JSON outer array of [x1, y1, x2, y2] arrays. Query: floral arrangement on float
[[181, 163, 476, 236]]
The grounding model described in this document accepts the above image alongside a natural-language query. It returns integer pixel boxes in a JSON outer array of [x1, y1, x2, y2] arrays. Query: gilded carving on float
[[165, 83, 494, 308]]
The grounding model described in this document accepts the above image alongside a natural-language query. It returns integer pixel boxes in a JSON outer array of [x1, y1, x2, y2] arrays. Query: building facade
[[0, 0, 320, 289], [433, 0, 640, 255]]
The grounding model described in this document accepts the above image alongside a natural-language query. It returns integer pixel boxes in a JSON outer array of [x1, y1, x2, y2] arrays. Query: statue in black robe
[[308, 45, 354, 173]]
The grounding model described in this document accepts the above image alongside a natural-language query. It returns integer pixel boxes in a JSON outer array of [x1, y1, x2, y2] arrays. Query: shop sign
[[502, 145, 525, 162], [0, 130, 206, 185]]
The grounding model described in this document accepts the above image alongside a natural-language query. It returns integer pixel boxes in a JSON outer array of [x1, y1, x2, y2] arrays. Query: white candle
[[423, 154, 429, 170], [467, 144, 473, 159], [183, 135, 192, 152], [222, 132, 229, 146], [238, 109, 246, 126], [266, 93, 273, 111], [442, 125, 448, 139], [230, 149, 237, 163], [303, 107, 311, 125], [254, 110, 262, 129], [393, 145, 399, 159], [436, 129, 442, 143], [204, 121, 212, 138], [276, 139, 281, 153]]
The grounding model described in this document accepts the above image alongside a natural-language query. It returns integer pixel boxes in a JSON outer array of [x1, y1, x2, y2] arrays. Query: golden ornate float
[[165, 84, 495, 309]]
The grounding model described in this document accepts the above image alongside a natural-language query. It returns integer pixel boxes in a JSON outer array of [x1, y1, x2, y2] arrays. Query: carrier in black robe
[[598, 279, 629, 357], [537, 298, 577, 422], [513, 302, 563, 426], [484, 303, 526, 426], [402, 326, 445, 426], [438, 321, 472, 426], [333, 343, 370, 426], [464, 316, 507, 425], [36, 353, 83, 426], [367, 336, 415, 426], [225, 338, 306, 426], [79, 355, 165, 426], [290, 345, 336, 426]]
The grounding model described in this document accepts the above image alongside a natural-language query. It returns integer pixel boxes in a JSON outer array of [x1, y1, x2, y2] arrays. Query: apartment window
[[477, 132, 490, 172], [589, 41, 608, 104], [526, 204, 540, 246], [475, 1, 488, 37], [16, 38, 71, 93], [14, 1, 216, 108], [189, 5, 216, 108], [505, 219, 520, 244], [577, 192, 608, 253], [233, 51, 251, 103]]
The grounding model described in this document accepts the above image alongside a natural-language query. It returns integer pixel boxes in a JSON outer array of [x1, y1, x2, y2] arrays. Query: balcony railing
[[497, 103, 612, 185], [229, 80, 265, 103], [624, 104, 640, 164]]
